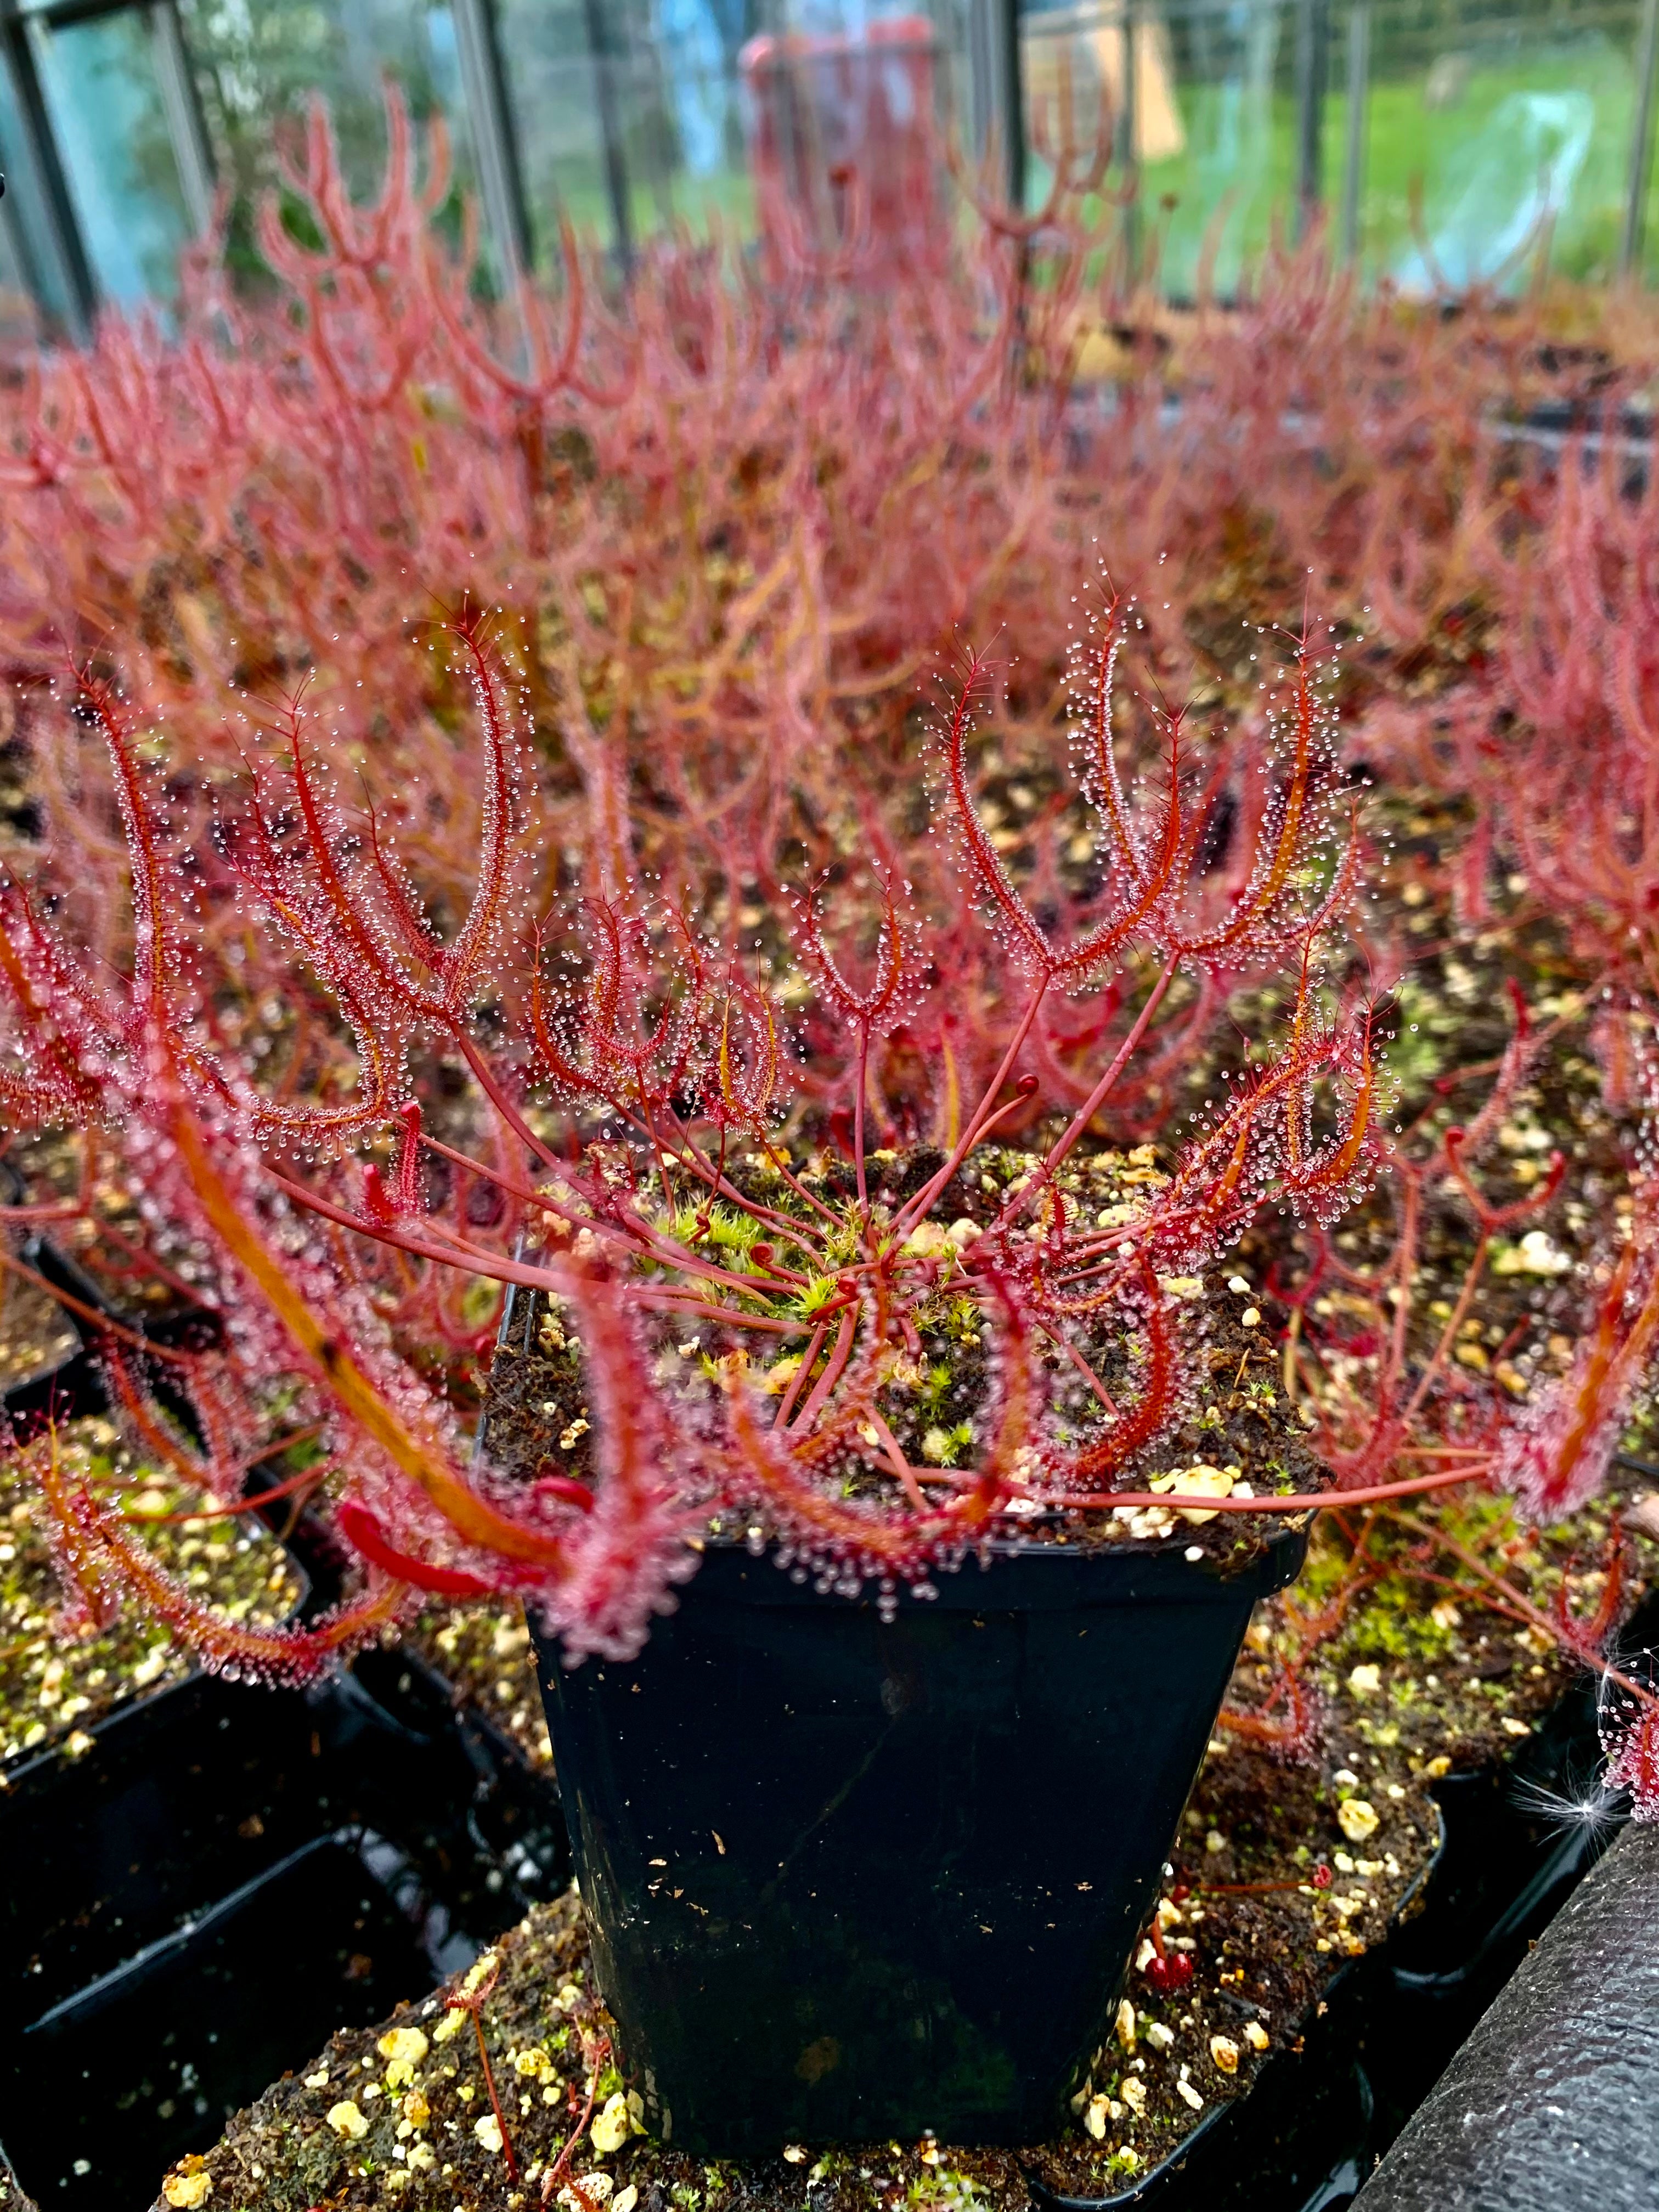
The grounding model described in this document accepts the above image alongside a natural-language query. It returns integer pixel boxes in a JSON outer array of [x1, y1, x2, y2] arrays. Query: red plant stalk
[[4, 87, 1659, 1795]]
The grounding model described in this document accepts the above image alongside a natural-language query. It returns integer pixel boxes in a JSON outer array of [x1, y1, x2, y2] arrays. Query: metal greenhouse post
[[970, 0, 1025, 213], [1294, 0, 1328, 242], [0, 0, 92, 337], [1340, 0, 1368, 264], [1622, 0, 1659, 279], [148, 0, 215, 238], [1121, 0, 1139, 276], [453, 0, 532, 283], [579, 0, 634, 269]]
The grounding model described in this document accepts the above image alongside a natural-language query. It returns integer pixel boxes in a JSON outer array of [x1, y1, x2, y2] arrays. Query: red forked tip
[[362, 1161, 397, 1226], [1144, 1950, 1194, 1994]]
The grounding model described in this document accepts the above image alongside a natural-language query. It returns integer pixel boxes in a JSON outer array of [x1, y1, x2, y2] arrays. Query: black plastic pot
[[530, 1527, 1307, 2154], [1, 1231, 222, 1434]]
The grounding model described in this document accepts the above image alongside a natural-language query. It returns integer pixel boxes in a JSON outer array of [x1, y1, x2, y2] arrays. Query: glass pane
[[0, 44, 76, 331], [499, 0, 969, 259], [27, 8, 195, 307], [177, 0, 489, 284], [1153, 0, 1296, 295], [918, 0, 974, 148], [770, 0, 973, 143], [495, 0, 619, 258], [1021, 0, 1297, 297], [738, 9, 953, 263], [623, 0, 751, 238], [1358, 0, 1644, 291], [495, 0, 706, 256]]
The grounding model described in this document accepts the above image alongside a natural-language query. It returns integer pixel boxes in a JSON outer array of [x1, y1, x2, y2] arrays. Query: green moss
[[1344, 1592, 1458, 1664], [917, 1363, 955, 1419]]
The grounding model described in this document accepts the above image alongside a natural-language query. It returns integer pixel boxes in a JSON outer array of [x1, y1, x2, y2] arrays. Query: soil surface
[[481, 1133, 1328, 1584], [0, 1424, 300, 1765], [407, 1601, 552, 1770]]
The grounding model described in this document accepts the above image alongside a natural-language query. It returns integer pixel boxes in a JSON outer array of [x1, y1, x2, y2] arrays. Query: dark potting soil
[[171, 1746, 1635, 2212], [405, 1602, 553, 1771]]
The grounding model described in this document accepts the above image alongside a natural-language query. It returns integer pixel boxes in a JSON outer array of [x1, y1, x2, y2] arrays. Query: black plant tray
[[0, 1227, 567, 2204], [1031, 1587, 1659, 2212], [0, 1650, 570, 2209]]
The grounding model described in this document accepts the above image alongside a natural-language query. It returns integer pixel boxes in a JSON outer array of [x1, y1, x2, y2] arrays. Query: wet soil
[[481, 1135, 1328, 1585]]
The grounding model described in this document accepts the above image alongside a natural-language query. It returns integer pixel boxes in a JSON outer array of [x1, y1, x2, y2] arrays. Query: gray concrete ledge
[[1354, 1820, 1659, 2211]]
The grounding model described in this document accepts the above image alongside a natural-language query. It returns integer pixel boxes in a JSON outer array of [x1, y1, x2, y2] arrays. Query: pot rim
[[652, 1519, 1311, 1616]]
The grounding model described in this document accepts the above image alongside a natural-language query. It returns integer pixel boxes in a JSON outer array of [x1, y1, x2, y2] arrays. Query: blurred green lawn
[[1032, 30, 1655, 298], [387, 33, 1659, 302]]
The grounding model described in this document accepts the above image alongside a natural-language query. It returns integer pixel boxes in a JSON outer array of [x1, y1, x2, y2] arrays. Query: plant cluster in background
[[1, 93, 1658, 1812]]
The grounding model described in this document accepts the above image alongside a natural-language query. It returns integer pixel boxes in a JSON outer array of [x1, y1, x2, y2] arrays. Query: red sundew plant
[[1412, 434, 1659, 992], [0, 586, 1404, 1667], [1249, 962, 1659, 1601], [0, 87, 1112, 944], [1602, 1668, 1659, 1819], [3, 85, 1659, 1882], [1292, 417, 1659, 1547], [3, 571, 1659, 1793], [1273, 991, 1579, 1491]]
